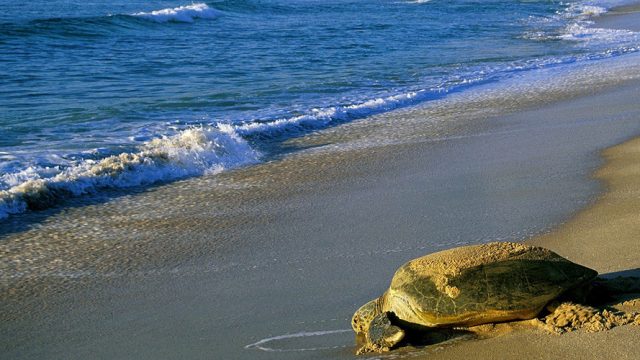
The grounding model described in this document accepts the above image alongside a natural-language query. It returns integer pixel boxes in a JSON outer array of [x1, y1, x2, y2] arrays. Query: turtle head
[[355, 311, 406, 354], [351, 298, 381, 335]]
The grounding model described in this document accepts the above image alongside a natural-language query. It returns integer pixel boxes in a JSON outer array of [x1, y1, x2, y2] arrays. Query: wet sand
[[593, 3, 640, 32], [3, 7, 640, 360]]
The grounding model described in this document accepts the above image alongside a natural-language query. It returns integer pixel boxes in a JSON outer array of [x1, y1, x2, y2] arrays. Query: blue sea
[[1, 0, 639, 219]]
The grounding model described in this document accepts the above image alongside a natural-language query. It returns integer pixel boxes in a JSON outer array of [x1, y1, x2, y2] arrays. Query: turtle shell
[[381, 242, 597, 328]]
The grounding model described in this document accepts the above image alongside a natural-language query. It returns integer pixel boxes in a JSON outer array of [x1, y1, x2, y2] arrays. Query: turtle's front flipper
[[356, 312, 405, 354]]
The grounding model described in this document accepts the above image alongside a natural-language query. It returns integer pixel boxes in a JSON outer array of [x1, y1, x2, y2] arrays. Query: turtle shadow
[[399, 327, 477, 349], [600, 268, 640, 278], [385, 313, 478, 351], [355, 327, 477, 356], [581, 269, 640, 306]]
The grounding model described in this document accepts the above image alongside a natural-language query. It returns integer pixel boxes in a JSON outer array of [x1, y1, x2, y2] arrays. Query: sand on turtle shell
[[403, 242, 563, 297]]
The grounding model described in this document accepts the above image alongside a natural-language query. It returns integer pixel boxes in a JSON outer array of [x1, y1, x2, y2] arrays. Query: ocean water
[[1, 0, 639, 219]]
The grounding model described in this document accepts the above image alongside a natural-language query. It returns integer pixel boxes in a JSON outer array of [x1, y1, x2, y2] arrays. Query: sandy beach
[[2, 3, 640, 360]]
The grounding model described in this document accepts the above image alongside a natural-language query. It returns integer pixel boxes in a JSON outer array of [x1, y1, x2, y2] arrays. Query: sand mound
[[541, 302, 640, 334]]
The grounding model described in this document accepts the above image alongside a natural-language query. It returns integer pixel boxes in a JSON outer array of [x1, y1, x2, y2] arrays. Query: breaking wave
[[0, 126, 258, 219], [0, 3, 222, 41], [131, 3, 221, 23]]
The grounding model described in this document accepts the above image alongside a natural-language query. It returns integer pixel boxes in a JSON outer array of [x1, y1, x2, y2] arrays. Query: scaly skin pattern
[[355, 312, 405, 355], [351, 298, 381, 335]]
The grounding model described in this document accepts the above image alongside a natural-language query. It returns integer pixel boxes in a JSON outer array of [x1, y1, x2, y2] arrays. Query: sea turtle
[[352, 242, 598, 354]]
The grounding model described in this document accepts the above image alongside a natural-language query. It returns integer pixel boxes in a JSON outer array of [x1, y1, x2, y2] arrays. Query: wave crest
[[131, 3, 221, 23]]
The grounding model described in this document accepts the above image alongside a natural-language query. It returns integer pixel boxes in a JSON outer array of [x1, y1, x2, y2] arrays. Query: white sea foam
[[570, 4, 608, 18], [0, 126, 258, 219], [245, 329, 352, 352], [0, 87, 452, 220], [558, 2, 639, 43], [232, 89, 445, 137], [132, 3, 220, 23], [560, 23, 637, 42], [524, 1, 638, 44]]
